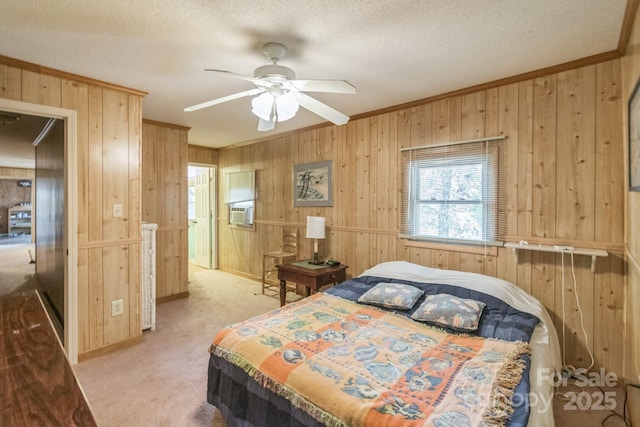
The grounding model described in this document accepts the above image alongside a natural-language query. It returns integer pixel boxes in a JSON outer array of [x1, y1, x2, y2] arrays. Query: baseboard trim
[[217, 267, 260, 282], [156, 292, 190, 304], [78, 335, 144, 362]]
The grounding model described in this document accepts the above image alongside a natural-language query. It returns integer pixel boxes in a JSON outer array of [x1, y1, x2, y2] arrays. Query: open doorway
[[1, 111, 39, 242], [0, 98, 78, 364], [188, 165, 216, 269], [0, 110, 65, 328], [0, 173, 36, 298], [1, 112, 39, 296]]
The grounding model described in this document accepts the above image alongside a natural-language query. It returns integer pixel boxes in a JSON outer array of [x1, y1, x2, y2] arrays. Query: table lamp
[[306, 216, 326, 265]]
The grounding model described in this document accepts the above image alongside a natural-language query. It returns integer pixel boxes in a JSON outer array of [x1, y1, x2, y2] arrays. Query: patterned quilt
[[210, 293, 529, 427]]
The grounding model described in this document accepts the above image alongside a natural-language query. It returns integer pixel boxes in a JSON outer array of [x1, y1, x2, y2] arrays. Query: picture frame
[[293, 160, 333, 206], [629, 76, 640, 191]]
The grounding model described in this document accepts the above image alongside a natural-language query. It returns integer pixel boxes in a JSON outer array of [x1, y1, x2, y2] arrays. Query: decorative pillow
[[411, 294, 486, 331], [357, 282, 424, 310]]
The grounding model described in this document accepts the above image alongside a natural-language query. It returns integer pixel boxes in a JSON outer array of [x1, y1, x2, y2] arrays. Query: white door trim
[[0, 98, 78, 364]]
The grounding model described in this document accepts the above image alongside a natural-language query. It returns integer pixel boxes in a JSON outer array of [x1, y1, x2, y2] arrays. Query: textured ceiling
[[0, 0, 630, 152]]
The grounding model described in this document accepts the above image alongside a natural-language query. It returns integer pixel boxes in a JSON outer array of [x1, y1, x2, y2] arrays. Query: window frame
[[400, 137, 506, 247], [409, 152, 493, 242]]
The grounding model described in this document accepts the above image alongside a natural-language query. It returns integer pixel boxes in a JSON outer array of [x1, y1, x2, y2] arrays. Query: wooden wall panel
[[62, 80, 89, 244], [622, 2, 640, 384], [76, 249, 90, 352], [556, 67, 597, 241], [141, 121, 189, 301], [102, 89, 130, 240], [21, 70, 62, 107], [128, 95, 142, 240], [0, 64, 21, 100], [188, 144, 219, 165], [102, 245, 129, 345], [0, 57, 144, 359], [593, 60, 625, 376], [0, 167, 34, 179], [218, 58, 627, 379]]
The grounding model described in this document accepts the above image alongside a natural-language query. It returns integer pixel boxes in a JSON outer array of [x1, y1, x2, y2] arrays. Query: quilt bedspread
[[210, 293, 529, 427]]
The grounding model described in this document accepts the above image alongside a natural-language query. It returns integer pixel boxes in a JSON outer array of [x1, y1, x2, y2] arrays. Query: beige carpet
[[73, 265, 292, 427], [0, 237, 37, 295]]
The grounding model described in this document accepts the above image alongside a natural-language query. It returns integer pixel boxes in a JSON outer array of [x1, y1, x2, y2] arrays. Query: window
[[225, 170, 256, 227], [225, 170, 255, 204], [400, 137, 507, 246]]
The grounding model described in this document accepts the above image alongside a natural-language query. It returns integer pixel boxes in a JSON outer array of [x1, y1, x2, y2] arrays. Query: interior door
[[194, 167, 211, 268]]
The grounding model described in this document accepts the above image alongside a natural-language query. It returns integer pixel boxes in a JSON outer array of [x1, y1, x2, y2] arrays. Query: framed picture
[[293, 160, 333, 206], [629, 77, 640, 191]]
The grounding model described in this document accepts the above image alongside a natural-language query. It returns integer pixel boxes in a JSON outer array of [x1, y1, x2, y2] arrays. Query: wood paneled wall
[[188, 144, 219, 165], [0, 167, 35, 179], [623, 4, 640, 384], [218, 59, 627, 378], [0, 56, 145, 358], [142, 120, 189, 301]]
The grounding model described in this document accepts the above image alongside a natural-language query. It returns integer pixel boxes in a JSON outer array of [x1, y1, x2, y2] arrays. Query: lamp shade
[[251, 90, 299, 123], [275, 92, 299, 121], [251, 92, 274, 121], [306, 216, 326, 239]]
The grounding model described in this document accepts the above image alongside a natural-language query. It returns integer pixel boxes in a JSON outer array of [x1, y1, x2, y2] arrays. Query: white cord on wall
[[560, 249, 595, 375]]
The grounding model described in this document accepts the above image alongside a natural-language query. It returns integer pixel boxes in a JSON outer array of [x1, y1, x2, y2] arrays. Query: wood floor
[[0, 291, 97, 426]]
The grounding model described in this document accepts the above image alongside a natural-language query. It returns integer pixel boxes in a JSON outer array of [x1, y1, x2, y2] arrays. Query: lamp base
[[308, 250, 323, 265]]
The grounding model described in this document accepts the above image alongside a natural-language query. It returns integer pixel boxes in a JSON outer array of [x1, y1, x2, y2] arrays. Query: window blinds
[[225, 170, 255, 204], [399, 136, 508, 246]]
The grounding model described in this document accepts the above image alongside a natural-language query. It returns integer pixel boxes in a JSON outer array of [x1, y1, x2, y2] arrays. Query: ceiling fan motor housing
[[253, 64, 296, 82]]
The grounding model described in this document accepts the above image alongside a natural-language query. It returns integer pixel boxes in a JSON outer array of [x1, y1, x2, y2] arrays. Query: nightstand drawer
[[315, 269, 347, 286]]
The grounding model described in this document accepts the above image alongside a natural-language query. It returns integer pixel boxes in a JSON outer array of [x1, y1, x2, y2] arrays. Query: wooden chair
[[262, 229, 298, 294]]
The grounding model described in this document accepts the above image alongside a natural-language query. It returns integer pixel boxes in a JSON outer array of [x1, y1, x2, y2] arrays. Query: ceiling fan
[[184, 42, 356, 131]]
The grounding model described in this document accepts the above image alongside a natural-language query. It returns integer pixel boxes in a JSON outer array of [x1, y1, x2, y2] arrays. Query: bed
[[207, 261, 561, 427]]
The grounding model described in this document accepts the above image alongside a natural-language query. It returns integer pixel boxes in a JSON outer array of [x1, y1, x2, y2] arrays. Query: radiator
[[141, 223, 158, 331]]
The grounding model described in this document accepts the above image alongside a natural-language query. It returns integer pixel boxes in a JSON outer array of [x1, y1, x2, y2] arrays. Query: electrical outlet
[[113, 204, 123, 218], [111, 299, 124, 316]]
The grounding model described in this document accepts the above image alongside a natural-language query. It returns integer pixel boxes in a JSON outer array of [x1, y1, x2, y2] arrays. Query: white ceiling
[[0, 0, 630, 152]]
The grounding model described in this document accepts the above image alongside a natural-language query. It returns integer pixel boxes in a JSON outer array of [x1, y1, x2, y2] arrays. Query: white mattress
[[360, 261, 562, 427]]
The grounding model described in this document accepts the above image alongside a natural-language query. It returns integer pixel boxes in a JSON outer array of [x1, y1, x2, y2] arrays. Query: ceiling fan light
[[251, 92, 274, 121], [276, 92, 299, 122]]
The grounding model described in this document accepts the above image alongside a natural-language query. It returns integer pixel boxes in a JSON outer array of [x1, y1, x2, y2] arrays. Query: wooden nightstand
[[277, 262, 348, 306]]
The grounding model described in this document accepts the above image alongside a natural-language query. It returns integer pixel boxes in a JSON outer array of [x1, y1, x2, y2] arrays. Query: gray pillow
[[411, 294, 486, 331], [358, 282, 424, 310]]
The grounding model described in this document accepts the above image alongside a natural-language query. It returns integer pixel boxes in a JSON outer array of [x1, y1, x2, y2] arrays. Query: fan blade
[[257, 118, 275, 131], [204, 69, 267, 86], [287, 79, 356, 94], [184, 88, 265, 112], [297, 93, 350, 125]]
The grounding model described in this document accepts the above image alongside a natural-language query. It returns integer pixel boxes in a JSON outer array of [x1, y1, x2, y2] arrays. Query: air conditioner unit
[[229, 206, 253, 226]]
